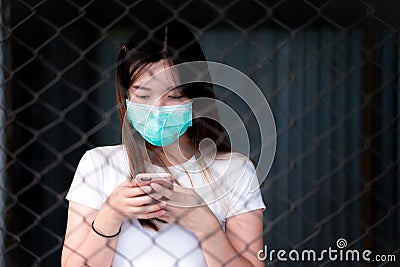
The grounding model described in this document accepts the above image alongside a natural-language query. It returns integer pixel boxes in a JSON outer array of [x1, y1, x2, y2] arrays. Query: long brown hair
[[116, 21, 231, 231]]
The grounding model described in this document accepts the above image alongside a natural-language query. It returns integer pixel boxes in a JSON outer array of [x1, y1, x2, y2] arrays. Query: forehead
[[132, 60, 180, 88]]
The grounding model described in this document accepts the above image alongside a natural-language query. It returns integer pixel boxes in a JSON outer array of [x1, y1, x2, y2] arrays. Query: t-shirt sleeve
[[65, 150, 104, 210], [226, 158, 266, 218]]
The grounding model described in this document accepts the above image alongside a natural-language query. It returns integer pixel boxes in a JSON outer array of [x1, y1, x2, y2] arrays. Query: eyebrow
[[131, 85, 181, 91], [131, 85, 151, 91]]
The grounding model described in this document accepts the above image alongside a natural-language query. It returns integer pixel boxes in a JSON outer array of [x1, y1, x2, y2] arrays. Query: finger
[[119, 179, 139, 188], [129, 195, 160, 206], [137, 209, 166, 220], [147, 192, 163, 201], [159, 212, 179, 224], [125, 186, 151, 197], [150, 183, 174, 199], [171, 185, 186, 193], [118, 180, 132, 187], [132, 202, 166, 214]]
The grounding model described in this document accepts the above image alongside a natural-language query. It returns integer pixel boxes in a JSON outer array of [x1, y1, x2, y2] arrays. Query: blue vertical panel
[[249, 28, 276, 249], [317, 27, 334, 248], [0, 1, 5, 262], [379, 29, 395, 174], [397, 31, 400, 236], [288, 31, 304, 247], [224, 31, 258, 158], [274, 29, 291, 250], [377, 28, 397, 251], [224, 33, 249, 74], [331, 29, 347, 239], [346, 28, 363, 248], [302, 28, 319, 250]]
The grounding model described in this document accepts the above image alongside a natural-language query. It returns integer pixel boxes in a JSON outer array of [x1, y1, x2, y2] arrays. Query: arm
[[195, 209, 264, 267], [62, 181, 166, 267], [225, 209, 264, 266], [61, 202, 120, 267]]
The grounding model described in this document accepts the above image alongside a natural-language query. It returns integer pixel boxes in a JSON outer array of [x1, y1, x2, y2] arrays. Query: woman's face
[[128, 59, 189, 106]]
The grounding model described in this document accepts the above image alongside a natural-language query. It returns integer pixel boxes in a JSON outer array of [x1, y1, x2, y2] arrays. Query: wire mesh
[[1, 0, 399, 266]]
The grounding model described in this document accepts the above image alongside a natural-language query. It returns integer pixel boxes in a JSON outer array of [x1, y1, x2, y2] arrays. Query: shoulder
[[214, 154, 266, 217], [206, 152, 258, 190], [212, 152, 259, 190], [74, 144, 130, 187], [215, 151, 253, 162], [81, 145, 128, 173], [86, 144, 125, 157], [212, 152, 256, 172], [67, 145, 127, 209], [84, 145, 126, 163]]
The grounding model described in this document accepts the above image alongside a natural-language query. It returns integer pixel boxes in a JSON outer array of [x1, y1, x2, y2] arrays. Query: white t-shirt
[[66, 145, 266, 267]]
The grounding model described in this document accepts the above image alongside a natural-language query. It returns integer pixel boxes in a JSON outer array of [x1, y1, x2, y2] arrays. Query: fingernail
[[152, 193, 162, 199], [159, 202, 166, 207], [142, 186, 151, 193]]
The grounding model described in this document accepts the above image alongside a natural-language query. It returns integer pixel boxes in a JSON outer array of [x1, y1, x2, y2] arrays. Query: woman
[[62, 21, 265, 267]]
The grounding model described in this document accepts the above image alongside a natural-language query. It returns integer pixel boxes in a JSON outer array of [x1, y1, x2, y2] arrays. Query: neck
[[148, 133, 194, 167]]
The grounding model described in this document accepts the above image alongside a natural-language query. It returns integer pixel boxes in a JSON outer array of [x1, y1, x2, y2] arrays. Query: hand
[[102, 180, 166, 224], [150, 183, 220, 237]]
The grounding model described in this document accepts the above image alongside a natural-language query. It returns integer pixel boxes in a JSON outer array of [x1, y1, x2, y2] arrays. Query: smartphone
[[134, 172, 173, 190]]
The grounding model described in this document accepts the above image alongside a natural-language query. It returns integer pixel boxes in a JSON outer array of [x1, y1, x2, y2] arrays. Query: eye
[[134, 94, 149, 99], [168, 95, 184, 99], [167, 90, 186, 99]]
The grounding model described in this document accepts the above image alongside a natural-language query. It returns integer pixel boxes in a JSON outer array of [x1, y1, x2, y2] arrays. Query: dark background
[[1, 0, 399, 266]]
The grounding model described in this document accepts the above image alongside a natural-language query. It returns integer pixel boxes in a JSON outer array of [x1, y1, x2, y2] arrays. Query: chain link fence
[[1, 0, 399, 266]]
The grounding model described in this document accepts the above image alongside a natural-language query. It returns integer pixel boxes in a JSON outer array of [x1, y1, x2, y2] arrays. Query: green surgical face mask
[[125, 99, 192, 147]]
